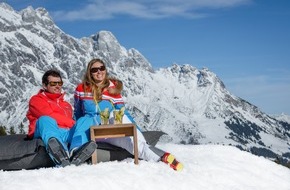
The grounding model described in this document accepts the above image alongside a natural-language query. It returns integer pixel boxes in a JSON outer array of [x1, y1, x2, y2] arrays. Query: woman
[[70, 58, 183, 171]]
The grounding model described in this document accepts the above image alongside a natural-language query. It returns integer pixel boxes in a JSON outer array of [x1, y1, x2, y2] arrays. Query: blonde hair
[[83, 58, 110, 103]]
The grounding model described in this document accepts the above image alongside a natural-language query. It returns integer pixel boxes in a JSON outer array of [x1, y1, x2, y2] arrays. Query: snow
[[272, 113, 290, 124], [1, 144, 289, 190]]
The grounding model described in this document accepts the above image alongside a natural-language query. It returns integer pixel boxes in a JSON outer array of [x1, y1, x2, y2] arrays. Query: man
[[26, 69, 96, 167]]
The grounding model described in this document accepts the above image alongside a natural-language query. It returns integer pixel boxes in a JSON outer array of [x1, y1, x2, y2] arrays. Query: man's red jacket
[[26, 89, 75, 139]]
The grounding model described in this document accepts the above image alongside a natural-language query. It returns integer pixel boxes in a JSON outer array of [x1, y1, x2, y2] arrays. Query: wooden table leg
[[90, 127, 97, 164], [133, 125, 139, 164]]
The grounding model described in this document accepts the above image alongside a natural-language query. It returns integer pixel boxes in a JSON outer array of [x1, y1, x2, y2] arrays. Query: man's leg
[[69, 116, 95, 151], [69, 116, 97, 165], [35, 116, 70, 167]]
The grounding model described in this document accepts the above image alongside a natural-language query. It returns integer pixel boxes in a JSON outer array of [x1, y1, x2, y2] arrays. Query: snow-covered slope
[[1, 144, 289, 190], [0, 3, 289, 164], [272, 113, 290, 124]]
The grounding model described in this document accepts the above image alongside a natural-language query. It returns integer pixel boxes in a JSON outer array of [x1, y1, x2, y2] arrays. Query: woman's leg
[[100, 129, 161, 161], [99, 129, 184, 171]]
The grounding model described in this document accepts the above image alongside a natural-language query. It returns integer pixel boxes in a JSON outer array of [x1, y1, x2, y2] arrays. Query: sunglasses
[[90, 66, 106, 73], [48, 81, 63, 86]]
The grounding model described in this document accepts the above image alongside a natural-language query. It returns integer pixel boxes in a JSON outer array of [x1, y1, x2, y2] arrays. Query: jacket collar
[[38, 89, 65, 100]]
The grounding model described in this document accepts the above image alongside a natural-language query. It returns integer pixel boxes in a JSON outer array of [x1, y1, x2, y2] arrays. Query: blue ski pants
[[34, 116, 73, 151]]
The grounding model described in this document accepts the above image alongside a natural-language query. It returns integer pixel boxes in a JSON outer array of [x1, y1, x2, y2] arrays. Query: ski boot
[[47, 137, 70, 167], [70, 141, 97, 166], [161, 152, 184, 171]]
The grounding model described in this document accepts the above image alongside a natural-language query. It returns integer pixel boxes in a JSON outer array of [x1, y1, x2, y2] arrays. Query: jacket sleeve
[[29, 96, 75, 128], [74, 86, 84, 120], [114, 95, 137, 124]]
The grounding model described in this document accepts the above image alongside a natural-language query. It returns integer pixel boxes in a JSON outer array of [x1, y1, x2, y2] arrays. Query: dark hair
[[42, 69, 62, 85]]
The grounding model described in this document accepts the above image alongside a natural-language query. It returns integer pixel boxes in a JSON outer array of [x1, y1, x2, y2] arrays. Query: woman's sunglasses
[[90, 66, 106, 73], [48, 81, 63, 86]]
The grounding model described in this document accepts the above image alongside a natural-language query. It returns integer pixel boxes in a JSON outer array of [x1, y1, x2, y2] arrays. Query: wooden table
[[90, 124, 139, 164]]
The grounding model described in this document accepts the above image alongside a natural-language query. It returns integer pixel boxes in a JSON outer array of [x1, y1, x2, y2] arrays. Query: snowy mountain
[[0, 3, 289, 164], [1, 144, 290, 190], [272, 113, 290, 124]]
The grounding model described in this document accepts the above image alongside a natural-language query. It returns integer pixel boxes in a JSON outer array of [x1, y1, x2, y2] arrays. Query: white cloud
[[51, 0, 253, 21]]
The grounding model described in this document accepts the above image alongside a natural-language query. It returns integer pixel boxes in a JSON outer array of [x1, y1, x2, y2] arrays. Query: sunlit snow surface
[[1, 144, 289, 190]]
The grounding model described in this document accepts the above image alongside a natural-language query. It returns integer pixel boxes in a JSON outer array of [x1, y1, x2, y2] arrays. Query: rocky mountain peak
[[20, 6, 53, 27], [0, 2, 14, 12], [91, 30, 127, 62]]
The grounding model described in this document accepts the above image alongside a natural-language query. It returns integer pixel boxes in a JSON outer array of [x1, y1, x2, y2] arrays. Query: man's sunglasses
[[48, 81, 63, 86], [90, 66, 106, 73]]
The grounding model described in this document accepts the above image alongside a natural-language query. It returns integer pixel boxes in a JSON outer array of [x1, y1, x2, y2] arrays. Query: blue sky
[[4, 0, 290, 115]]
